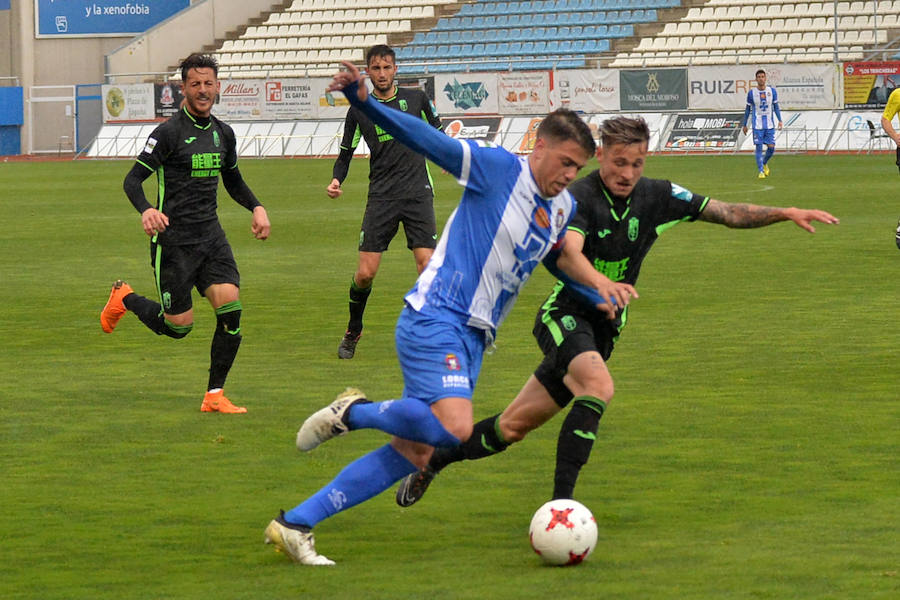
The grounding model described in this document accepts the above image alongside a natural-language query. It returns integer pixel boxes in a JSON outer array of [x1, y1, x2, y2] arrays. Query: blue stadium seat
[[423, 45, 438, 58], [534, 40, 547, 54], [521, 41, 534, 55]]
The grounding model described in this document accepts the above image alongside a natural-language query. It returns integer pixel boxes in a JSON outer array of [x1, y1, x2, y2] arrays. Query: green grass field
[[1, 153, 897, 599]]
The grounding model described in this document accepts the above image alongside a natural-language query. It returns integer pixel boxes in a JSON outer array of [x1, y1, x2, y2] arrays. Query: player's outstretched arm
[[328, 61, 464, 178], [699, 198, 839, 233]]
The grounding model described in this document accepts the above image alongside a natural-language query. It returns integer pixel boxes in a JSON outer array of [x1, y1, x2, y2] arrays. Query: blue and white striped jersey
[[405, 141, 575, 334], [744, 86, 781, 130]]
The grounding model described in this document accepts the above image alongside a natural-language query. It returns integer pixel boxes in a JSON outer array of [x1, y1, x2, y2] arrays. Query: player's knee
[[164, 321, 192, 339], [353, 272, 375, 289]]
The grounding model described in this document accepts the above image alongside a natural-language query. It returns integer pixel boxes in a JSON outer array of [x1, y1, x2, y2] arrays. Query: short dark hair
[[180, 53, 218, 82], [536, 109, 596, 157], [599, 116, 650, 148], [366, 44, 396, 66], [755, 68, 766, 77]]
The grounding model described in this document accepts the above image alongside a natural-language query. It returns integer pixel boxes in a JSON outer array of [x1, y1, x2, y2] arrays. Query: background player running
[[100, 53, 270, 414], [327, 44, 443, 359]]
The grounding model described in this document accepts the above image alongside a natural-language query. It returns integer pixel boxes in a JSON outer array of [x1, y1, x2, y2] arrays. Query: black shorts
[[532, 308, 617, 408], [358, 195, 437, 253], [150, 234, 240, 315]]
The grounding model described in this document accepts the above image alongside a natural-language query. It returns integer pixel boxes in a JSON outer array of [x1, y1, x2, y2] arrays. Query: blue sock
[[755, 144, 764, 171], [347, 398, 460, 447], [283, 444, 416, 528], [763, 146, 775, 164]]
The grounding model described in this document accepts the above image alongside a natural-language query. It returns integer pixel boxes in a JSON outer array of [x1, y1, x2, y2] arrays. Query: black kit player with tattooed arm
[[100, 53, 270, 413], [396, 116, 839, 506], [327, 44, 443, 359]]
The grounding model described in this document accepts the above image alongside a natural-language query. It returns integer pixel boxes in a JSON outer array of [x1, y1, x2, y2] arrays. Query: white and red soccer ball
[[528, 499, 598, 566]]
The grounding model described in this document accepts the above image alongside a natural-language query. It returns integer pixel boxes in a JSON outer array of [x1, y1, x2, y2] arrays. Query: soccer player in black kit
[[396, 116, 839, 506], [100, 53, 270, 414], [326, 44, 443, 359]]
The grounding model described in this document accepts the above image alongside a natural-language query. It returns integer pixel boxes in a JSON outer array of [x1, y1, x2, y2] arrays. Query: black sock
[[347, 278, 371, 334], [208, 302, 242, 390], [430, 413, 509, 472], [553, 396, 606, 500], [123, 293, 190, 339]]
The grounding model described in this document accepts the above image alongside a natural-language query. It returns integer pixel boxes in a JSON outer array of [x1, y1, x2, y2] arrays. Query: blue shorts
[[752, 127, 776, 146], [394, 305, 486, 404]]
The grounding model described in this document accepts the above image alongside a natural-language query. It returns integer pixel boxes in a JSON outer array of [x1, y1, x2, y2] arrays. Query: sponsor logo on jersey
[[534, 207, 550, 229], [143, 137, 158, 154], [442, 374, 470, 389], [191, 152, 222, 177], [445, 353, 461, 370]]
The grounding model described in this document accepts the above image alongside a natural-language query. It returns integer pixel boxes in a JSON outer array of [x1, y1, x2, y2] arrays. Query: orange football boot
[[200, 390, 247, 414], [100, 280, 133, 333]]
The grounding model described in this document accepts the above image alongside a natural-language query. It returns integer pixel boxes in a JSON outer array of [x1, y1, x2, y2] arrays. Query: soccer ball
[[528, 499, 598, 566]]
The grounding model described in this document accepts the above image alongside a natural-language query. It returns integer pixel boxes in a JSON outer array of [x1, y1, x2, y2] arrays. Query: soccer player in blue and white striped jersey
[[742, 69, 783, 179], [263, 60, 636, 565]]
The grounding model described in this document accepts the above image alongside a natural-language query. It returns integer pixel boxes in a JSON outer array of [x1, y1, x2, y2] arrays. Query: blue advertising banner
[[35, 0, 189, 37], [1, 1, 11, 11]]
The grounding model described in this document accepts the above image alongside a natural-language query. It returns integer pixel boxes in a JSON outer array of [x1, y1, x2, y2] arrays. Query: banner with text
[[688, 65, 837, 111], [102, 84, 155, 122], [842, 62, 900, 109], [435, 73, 499, 115], [440, 116, 503, 143], [549, 69, 620, 112], [36, 0, 189, 37], [620, 69, 688, 111], [662, 113, 744, 150], [497, 72, 551, 114]]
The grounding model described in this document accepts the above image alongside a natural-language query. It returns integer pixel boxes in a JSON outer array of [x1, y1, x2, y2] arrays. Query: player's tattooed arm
[[699, 198, 839, 232], [699, 199, 789, 228]]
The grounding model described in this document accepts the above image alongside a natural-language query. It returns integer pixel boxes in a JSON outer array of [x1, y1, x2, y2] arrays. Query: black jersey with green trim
[[135, 107, 238, 245], [340, 86, 442, 199], [545, 170, 709, 328]]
